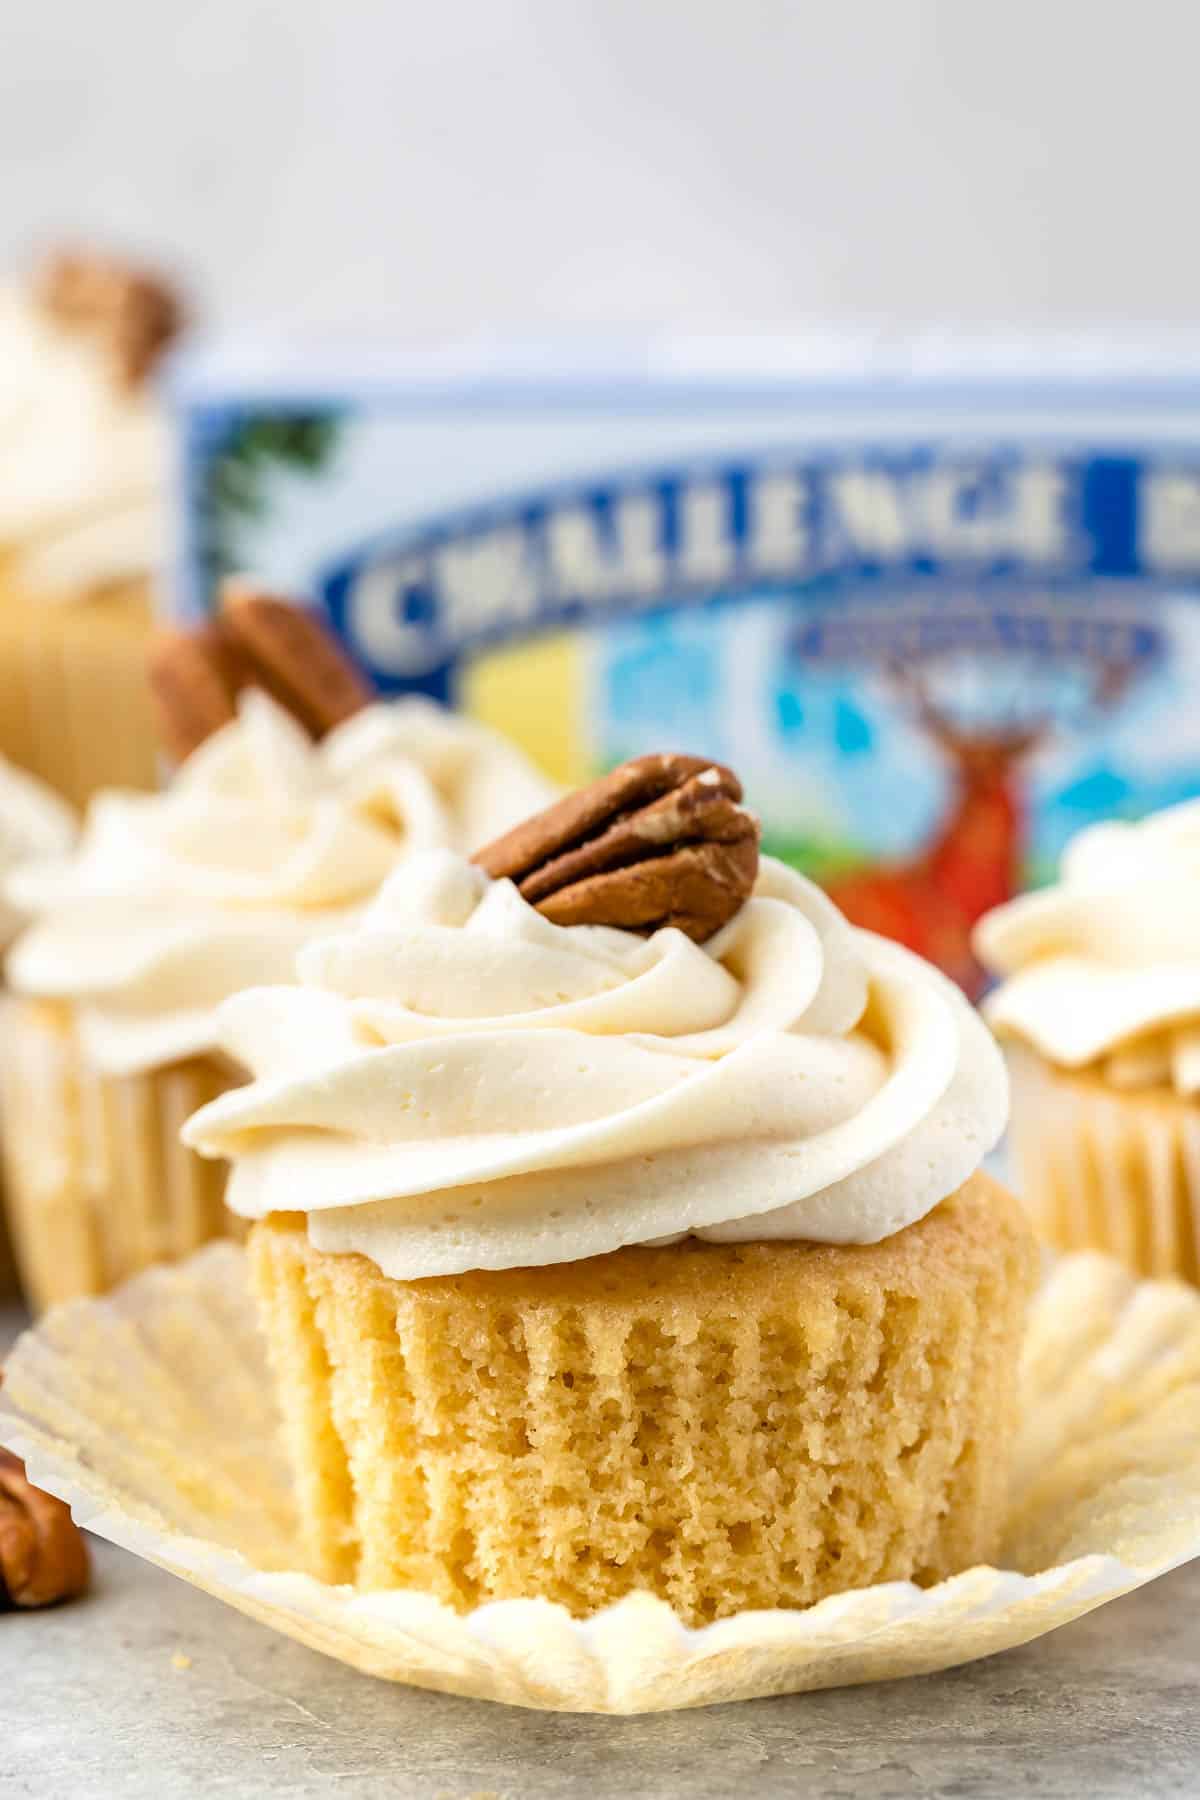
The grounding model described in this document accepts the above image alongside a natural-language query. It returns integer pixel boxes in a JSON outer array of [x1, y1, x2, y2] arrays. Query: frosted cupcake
[[1, 599, 556, 1310], [976, 799, 1200, 1281], [0, 248, 183, 808], [185, 755, 1034, 1625]]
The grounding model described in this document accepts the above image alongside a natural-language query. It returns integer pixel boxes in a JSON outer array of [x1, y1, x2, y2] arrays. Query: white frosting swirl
[[5, 692, 557, 1076], [0, 285, 166, 594], [0, 757, 76, 949], [975, 798, 1200, 1094], [183, 849, 1008, 1278]]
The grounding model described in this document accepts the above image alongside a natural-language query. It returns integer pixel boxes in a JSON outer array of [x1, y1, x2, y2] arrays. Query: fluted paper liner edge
[[3, 1242, 1200, 1713]]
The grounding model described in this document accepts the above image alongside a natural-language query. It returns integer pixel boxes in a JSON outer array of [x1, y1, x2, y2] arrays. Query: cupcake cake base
[[0, 998, 238, 1310], [1010, 1051, 1200, 1283], [251, 1172, 1035, 1626]]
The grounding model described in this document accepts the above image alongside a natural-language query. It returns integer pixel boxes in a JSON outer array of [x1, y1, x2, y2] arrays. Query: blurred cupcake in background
[[976, 799, 1200, 1281], [0, 586, 557, 1310], [0, 246, 184, 808]]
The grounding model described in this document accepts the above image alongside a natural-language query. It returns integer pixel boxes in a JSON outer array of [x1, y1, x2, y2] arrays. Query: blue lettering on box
[[312, 449, 1200, 701]]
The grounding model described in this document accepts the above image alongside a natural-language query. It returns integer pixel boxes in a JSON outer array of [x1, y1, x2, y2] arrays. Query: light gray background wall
[[1, 0, 1195, 335]]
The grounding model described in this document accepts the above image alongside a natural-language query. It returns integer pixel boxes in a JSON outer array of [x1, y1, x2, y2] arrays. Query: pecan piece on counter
[[473, 752, 760, 943], [0, 1448, 90, 1610]]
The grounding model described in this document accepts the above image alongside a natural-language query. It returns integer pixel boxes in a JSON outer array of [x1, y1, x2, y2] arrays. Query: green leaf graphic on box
[[200, 413, 342, 593]]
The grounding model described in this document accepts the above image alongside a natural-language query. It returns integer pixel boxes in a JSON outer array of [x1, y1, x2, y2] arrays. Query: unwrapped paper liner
[[2, 1241, 1200, 1713]]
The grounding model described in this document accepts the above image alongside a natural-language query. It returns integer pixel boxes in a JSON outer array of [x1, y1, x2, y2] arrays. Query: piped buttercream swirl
[[183, 848, 1008, 1277], [5, 692, 557, 1076], [975, 798, 1200, 1094]]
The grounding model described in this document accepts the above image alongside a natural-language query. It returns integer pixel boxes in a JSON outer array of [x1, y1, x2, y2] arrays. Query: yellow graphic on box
[[460, 631, 590, 789]]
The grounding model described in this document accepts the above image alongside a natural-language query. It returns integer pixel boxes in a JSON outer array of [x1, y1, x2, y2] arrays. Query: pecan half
[[35, 248, 184, 386], [221, 581, 376, 738], [146, 582, 376, 762], [146, 622, 252, 762], [0, 1448, 90, 1610], [473, 752, 760, 942]]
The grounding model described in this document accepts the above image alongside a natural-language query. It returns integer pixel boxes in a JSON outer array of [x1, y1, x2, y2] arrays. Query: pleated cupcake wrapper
[[0, 998, 238, 1311], [0, 567, 159, 809], [3, 1243, 1200, 1713], [1010, 1051, 1200, 1283]]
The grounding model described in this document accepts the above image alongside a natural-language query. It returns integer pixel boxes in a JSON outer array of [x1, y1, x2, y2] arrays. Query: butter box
[[170, 334, 1200, 990]]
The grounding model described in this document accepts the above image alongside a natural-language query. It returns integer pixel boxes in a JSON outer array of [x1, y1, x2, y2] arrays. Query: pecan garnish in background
[[473, 752, 760, 943], [145, 621, 251, 764], [147, 581, 376, 761], [35, 247, 184, 386], [0, 1448, 90, 1610], [222, 581, 376, 738]]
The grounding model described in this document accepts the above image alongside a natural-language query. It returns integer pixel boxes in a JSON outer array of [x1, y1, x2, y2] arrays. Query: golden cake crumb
[[251, 1172, 1035, 1625]]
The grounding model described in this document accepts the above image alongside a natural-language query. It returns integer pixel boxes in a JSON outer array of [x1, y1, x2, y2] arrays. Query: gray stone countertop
[[3, 1301, 1198, 1800]]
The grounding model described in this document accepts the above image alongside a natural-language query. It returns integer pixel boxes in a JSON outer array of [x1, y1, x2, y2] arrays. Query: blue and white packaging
[[170, 332, 1200, 990]]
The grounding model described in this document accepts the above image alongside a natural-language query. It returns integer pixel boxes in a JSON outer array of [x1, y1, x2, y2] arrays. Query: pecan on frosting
[[472, 752, 760, 943], [0, 1448, 90, 1610], [34, 247, 184, 386], [147, 581, 376, 762]]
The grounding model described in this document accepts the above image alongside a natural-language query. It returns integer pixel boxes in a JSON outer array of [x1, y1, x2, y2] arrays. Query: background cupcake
[[185, 755, 1033, 1625], [0, 592, 556, 1310], [975, 798, 1200, 1280], [0, 247, 183, 809]]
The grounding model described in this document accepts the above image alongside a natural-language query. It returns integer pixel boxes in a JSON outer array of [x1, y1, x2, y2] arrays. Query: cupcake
[[184, 755, 1034, 1625], [0, 590, 556, 1311], [976, 799, 1200, 1281], [0, 247, 182, 809]]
